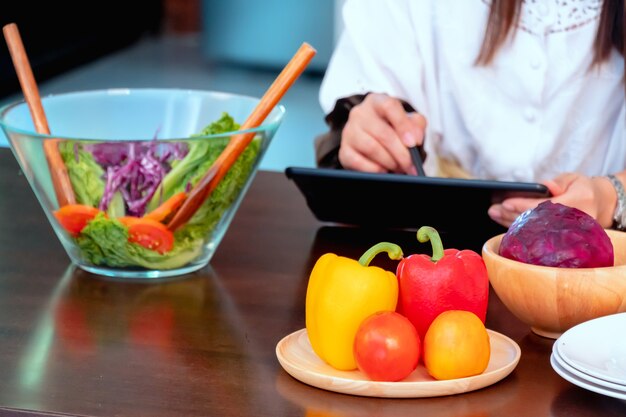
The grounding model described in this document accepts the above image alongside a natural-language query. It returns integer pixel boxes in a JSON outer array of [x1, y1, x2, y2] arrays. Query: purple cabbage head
[[499, 201, 614, 268]]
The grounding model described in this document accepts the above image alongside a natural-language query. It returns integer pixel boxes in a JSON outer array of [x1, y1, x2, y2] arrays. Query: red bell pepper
[[396, 226, 489, 341]]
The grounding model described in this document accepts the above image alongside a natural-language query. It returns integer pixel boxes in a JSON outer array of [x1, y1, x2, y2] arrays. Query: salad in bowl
[[0, 88, 285, 278]]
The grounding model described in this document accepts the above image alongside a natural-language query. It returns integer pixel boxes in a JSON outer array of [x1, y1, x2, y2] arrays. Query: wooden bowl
[[482, 230, 626, 339]]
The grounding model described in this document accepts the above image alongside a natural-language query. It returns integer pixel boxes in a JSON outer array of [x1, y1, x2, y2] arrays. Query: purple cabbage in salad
[[84, 141, 188, 216]]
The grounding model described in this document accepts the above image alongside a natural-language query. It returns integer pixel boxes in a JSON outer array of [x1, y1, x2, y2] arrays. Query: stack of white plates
[[551, 312, 626, 400]]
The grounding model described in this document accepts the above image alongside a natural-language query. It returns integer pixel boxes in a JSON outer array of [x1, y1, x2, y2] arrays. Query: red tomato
[[126, 218, 174, 254], [353, 311, 421, 382], [53, 204, 102, 236]]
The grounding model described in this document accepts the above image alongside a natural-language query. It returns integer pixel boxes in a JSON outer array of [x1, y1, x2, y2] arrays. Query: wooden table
[[0, 147, 623, 417]]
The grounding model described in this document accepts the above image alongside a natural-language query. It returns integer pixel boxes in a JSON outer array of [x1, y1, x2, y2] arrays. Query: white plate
[[552, 344, 626, 391], [556, 313, 626, 386], [551, 353, 626, 400], [275, 328, 520, 398]]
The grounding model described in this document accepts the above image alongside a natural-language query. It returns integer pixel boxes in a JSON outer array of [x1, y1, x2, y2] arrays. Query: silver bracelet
[[607, 174, 626, 231]]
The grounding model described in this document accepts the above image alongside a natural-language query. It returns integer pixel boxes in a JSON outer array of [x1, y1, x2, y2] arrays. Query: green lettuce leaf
[[77, 214, 203, 270], [58, 141, 105, 207]]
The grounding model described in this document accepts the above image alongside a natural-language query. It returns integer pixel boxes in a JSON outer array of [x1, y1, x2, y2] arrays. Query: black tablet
[[285, 167, 551, 242]]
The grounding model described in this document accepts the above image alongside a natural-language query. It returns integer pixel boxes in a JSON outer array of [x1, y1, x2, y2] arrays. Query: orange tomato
[[423, 310, 490, 380]]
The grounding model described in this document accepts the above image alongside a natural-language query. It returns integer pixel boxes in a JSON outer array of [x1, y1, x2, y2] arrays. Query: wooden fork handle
[[3, 23, 76, 206]]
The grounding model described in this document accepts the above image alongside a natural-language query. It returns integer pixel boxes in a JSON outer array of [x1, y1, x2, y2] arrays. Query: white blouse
[[319, 0, 625, 182]]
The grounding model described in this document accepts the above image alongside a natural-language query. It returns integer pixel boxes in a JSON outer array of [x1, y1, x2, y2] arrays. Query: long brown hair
[[475, 0, 624, 66]]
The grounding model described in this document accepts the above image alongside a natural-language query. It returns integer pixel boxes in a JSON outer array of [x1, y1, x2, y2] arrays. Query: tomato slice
[[53, 204, 102, 236], [126, 218, 174, 254]]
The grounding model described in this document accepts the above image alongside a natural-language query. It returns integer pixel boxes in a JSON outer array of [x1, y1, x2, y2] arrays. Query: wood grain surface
[[0, 148, 624, 417]]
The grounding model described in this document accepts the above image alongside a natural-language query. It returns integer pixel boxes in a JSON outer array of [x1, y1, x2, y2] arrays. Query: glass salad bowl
[[0, 88, 285, 279]]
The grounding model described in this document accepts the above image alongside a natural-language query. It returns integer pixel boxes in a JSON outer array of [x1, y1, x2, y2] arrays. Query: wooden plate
[[276, 328, 521, 398]]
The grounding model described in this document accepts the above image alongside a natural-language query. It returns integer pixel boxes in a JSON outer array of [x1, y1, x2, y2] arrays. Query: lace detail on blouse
[[481, 0, 603, 35]]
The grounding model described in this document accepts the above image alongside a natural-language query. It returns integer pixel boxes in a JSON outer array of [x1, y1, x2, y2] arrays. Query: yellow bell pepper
[[305, 242, 403, 371]]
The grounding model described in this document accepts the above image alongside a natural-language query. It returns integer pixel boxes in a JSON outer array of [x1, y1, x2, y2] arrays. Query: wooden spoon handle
[[3, 23, 76, 206], [167, 42, 316, 231]]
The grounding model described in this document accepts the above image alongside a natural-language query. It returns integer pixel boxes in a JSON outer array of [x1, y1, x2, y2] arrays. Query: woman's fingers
[[542, 179, 564, 196], [369, 95, 424, 174], [340, 94, 426, 174], [487, 203, 517, 227], [488, 172, 595, 227], [342, 113, 400, 171], [338, 145, 388, 173], [488, 196, 550, 227], [371, 94, 426, 145]]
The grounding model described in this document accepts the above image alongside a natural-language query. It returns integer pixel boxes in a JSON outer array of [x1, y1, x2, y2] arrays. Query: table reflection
[[275, 367, 518, 417], [14, 265, 289, 416], [551, 385, 626, 417]]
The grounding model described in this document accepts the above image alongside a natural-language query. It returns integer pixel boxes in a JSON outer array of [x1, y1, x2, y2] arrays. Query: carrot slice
[[117, 216, 141, 227], [144, 192, 187, 223]]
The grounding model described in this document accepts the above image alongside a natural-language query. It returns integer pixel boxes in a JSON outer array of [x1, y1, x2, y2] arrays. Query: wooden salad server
[[3, 23, 76, 207], [167, 42, 316, 231]]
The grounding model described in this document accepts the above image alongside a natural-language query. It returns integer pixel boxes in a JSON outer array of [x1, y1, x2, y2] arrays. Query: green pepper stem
[[417, 226, 444, 262], [358, 242, 404, 266]]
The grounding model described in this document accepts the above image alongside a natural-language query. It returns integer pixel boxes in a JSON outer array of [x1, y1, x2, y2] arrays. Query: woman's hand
[[488, 173, 617, 228], [339, 93, 427, 174]]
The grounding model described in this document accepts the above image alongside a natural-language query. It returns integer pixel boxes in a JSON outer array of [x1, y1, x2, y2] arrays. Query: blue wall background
[[201, 0, 335, 73]]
